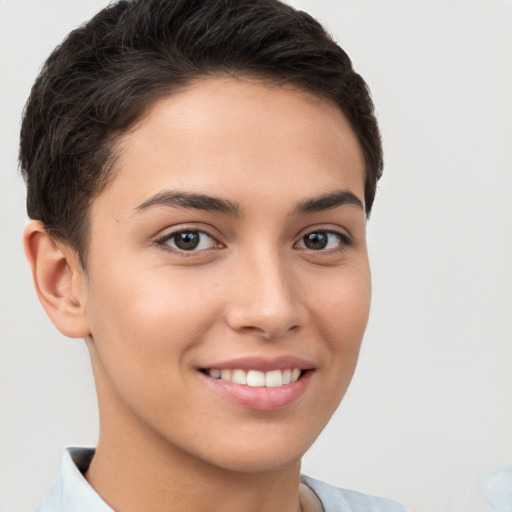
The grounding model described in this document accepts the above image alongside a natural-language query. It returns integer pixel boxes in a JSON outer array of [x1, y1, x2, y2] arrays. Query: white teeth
[[247, 370, 265, 387], [265, 369, 283, 387], [206, 368, 303, 387], [231, 369, 247, 385], [220, 369, 231, 381]]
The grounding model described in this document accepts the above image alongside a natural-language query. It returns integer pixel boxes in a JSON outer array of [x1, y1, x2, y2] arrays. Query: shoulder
[[301, 475, 409, 512]]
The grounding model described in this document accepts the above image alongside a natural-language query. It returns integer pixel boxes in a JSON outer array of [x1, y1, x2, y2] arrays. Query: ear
[[23, 220, 91, 339]]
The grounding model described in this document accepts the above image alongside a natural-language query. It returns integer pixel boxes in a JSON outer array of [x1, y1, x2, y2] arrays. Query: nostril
[[240, 323, 300, 340]]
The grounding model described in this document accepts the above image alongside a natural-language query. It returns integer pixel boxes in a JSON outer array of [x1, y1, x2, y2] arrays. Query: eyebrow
[[134, 188, 363, 216], [294, 189, 364, 214], [135, 191, 241, 215]]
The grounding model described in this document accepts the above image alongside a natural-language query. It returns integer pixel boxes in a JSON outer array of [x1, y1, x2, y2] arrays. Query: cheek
[[89, 260, 217, 330], [308, 264, 371, 393], [312, 263, 371, 344], [84, 267, 221, 393]]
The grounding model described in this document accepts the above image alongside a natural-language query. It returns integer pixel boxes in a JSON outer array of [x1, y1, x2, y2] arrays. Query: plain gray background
[[1, 1, 511, 511]]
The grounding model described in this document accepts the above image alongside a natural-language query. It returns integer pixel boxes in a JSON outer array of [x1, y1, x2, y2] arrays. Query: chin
[[211, 448, 304, 474], [192, 427, 318, 474]]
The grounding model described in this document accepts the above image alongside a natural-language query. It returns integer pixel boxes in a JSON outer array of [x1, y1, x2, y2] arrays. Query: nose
[[224, 250, 308, 340]]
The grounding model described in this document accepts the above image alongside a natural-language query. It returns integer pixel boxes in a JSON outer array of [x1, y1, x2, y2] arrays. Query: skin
[[25, 77, 371, 512]]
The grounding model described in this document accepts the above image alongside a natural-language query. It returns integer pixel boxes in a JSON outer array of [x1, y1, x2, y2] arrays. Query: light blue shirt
[[35, 448, 408, 512], [485, 466, 512, 512]]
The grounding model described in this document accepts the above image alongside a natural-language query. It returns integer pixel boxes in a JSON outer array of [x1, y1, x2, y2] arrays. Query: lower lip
[[200, 371, 313, 411]]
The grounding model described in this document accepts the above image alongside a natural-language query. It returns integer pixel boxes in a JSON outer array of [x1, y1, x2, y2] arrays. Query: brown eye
[[296, 230, 350, 251], [303, 232, 329, 250], [173, 231, 200, 250], [162, 230, 217, 252]]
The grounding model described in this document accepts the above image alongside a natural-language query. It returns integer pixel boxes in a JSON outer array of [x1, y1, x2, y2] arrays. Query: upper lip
[[199, 355, 315, 372]]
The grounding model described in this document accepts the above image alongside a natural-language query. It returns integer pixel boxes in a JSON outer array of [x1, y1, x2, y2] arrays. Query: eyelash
[[294, 229, 353, 253], [154, 229, 220, 254], [154, 227, 353, 255]]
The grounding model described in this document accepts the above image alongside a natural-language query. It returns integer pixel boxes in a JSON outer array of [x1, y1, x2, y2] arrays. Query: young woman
[[20, 1, 407, 510]]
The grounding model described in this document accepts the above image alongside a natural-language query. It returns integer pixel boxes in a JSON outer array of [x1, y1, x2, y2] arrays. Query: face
[[80, 77, 371, 473]]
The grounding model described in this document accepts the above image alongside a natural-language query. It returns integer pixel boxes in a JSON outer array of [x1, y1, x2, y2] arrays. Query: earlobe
[[23, 220, 91, 339]]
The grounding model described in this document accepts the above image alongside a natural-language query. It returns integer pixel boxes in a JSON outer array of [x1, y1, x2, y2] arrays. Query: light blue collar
[[35, 448, 113, 512]]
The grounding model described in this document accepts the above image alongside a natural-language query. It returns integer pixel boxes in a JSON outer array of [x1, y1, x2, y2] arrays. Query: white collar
[[35, 447, 113, 512]]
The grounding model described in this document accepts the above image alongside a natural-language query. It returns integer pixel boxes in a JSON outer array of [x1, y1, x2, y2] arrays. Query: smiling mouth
[[200, 368, 306, 387]]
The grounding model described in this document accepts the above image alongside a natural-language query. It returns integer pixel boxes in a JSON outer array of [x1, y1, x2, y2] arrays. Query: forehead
[[96, 77, 365, 215]]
